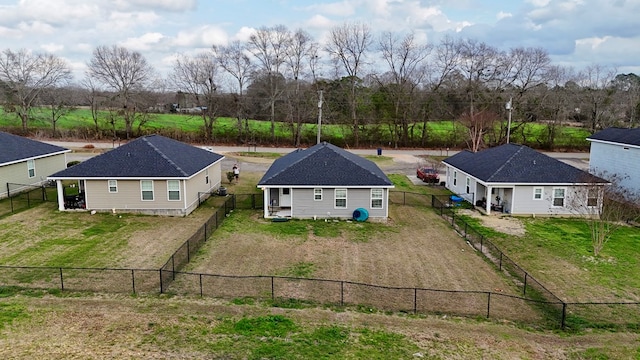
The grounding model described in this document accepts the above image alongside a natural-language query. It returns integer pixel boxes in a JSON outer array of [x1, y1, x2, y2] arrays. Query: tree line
[[1, 22, 639, 149]]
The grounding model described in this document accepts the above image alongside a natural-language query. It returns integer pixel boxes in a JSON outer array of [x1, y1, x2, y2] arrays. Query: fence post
[[486, 292, 491, 318], [499, 253, 503, 271], [451, 211, 455, 226], [271, 276, 275, 301], [403, 192, 406, 205], [413, 288, 417, 314], [561, 303, 567, 330], [59, 267, 64, 291], [172, 255, 175, 280], [480, 235, 484, 253], [464, 222, 468, 239], [340, 281, 344, 306], [199, 274, 203, 297], [187, 239, 191, 263], [252, 194, 256, 209], [131, 269, 136, 294], [523, 273, 528, 296]]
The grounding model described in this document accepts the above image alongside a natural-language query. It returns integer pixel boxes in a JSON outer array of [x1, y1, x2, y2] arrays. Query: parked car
[[417, 167, 440, 183]]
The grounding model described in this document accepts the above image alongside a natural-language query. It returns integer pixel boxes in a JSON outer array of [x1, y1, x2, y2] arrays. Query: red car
[[417, 167, 440, 183]]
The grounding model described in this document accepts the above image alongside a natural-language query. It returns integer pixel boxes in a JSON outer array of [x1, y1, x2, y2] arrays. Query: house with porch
[[0, 131, 70, 199], [257, 142, 394, 220], [587, 127, 640, 197], [442, 143, 608, 216], [48, 135, 224, 216]]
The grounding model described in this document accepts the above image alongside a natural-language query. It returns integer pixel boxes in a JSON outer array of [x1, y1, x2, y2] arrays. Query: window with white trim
[[453, 171, 457, 186], [465, 177, 470, 193], [314, 188, 322, 201], [587, 188, 599, 207], [552, 188, 565, 207], [27, 159, 35, 178], [371, 189, 383, 209], [141, 180, 154, 201], [533, 187, 543, 200], [167, 180, 180, 201], [108, 180, 118, 193], [334, 189, 347, 208], [205, 168, 209, 184]]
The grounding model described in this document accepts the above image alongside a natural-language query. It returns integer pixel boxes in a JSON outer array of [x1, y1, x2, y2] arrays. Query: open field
[[0, 107, 592, 149], [0, 293, 639, 359]]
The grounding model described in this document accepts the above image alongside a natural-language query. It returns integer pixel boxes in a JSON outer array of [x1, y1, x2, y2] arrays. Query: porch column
[[485, 186, 491, 215], [56, 180, 65, 211], [262, 187, 269, 218]]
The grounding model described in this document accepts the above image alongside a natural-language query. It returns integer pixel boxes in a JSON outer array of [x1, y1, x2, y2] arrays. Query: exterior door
[[269, 188, 279, 207], [280, 188, 291, 207]]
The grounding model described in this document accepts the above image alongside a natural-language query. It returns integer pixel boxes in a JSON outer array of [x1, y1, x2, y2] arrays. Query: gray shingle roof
[[443, 143, 606, 184], [50, 135, 223, 178], [0, 131, 69, 165], [587, 127, 640, 147], [258, 142, 393, 187]]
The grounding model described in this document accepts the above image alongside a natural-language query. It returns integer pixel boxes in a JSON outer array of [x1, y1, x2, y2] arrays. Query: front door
[[269, 188, 279, 207], [280, 188, 291, 207]]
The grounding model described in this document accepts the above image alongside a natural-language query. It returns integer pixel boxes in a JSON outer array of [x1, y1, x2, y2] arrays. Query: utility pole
[[506, 97, 512, 144], [317, 90, 323, 144]]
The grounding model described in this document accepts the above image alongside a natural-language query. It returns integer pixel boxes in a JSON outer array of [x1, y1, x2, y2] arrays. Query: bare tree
[[568, 173, 640, 256], [378, 31, 431, 147], [86, 45, 155, 139], [325, 22, 373, 147], [0, 49, 72, 132], [39, 86, 76, 137], [215, 41, 253, 141], [248, 25, 291, 141], [80, 76, 105, 136], [170, 52, 221, 142], [575, 64, 618, 133], [283, 28, 319, 146], [458, 109, 498, 152]]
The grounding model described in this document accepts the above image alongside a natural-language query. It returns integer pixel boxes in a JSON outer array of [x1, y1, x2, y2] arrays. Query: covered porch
[[262, 187, 292, 218], [473, 183, 513, 215]]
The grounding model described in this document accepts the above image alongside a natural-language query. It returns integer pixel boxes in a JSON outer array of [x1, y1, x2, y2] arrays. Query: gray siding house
[[443, 144, 608, 216], [0, 132, 70, 199], [48, 135, 224, 216], [257, 142, 394, 220], [587, 127, 640, 197]]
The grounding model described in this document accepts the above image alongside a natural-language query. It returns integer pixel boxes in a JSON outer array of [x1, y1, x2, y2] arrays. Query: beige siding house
[[48, 135, 224, 216], [258, 142, 394, 220], [0, 131, 70, 199]]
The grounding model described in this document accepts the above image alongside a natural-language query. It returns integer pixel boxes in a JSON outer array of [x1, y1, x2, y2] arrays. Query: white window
[[533, 187, 543, 200], [205, 169, 209, 184], [465, 177, 470, 193], [371, 189, 383, 209], [453, 171, 457, 186], [27, 159, 35, 178], [167, 180, 180, 201], [587, 188, 599, 207], [108, 180, 118, 193], [335, 189, 347, 208], [314, 188, 322, 201], [552, 188, 565, 207], [141, 180, 154, 201]]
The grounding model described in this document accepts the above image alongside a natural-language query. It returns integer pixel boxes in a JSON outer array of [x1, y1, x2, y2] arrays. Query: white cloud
[[171, 25, 228, 48], [497, 11, 512, 20], [305, 1, 357, 17], [40, 43, 64, 53], [120, 32, 165, 51]]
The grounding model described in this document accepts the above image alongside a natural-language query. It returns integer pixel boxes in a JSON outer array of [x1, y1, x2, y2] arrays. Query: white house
[[587, 127, 640, 197]]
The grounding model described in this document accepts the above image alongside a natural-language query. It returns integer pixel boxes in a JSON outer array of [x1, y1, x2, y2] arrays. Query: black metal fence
[[1, 182, 55, 217], [1, 190, 638, 330]]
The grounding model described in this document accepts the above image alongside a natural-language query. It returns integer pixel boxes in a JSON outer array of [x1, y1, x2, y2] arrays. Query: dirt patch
[[458, 209, 526, 237]]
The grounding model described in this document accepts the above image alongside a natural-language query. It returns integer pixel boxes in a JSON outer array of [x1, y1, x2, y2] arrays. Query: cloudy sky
[[1, 0, 638, 81]]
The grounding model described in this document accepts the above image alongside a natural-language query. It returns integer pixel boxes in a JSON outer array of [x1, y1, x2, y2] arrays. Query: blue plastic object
[[450, 195, 463, 203], [352, 208, 369, 222]]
